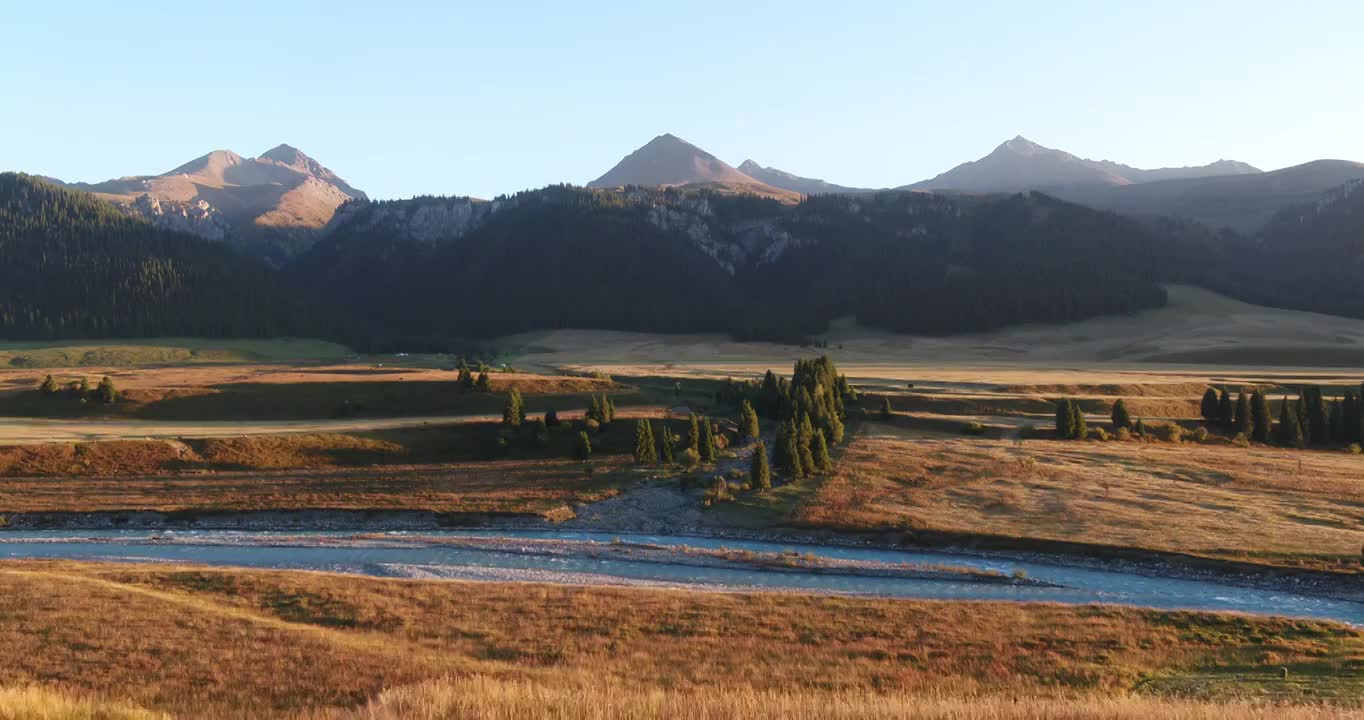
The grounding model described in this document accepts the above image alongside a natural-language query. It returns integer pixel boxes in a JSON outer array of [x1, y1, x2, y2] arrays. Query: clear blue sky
[[4, 1, 1361, 199]]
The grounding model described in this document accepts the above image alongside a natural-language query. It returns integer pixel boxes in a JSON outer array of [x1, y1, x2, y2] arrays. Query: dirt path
[[0, 406, 669, 445]]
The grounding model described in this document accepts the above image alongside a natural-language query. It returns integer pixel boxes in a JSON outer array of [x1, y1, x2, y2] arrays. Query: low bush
[[1114, 427, 1131, 441]]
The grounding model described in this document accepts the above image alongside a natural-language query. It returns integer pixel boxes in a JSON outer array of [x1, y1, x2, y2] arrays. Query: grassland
[[720, 422, 1364, 573], [0, 337, 352, 369], [0, 561, 1360, 718], [0, 365, 629, 422]]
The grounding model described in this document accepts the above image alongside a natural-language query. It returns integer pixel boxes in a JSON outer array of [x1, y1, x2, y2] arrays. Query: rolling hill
[[1048, 159, 1364, 232]]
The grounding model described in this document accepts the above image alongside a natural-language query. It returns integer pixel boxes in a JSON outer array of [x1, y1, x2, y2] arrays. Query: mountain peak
[[588, 133, 750, 189], [998, 135, 1049, 156], [259, 143, 308, 164]]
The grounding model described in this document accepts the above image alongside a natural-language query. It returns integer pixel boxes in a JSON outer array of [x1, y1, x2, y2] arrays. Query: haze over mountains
[[901, 135, 1261, 192]]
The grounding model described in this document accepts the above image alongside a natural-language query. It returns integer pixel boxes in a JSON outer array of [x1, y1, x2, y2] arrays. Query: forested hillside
[[294, 186, 1193, 345], [0, 173, 317, 339]]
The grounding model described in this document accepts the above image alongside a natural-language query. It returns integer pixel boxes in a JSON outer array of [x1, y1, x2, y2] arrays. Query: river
[[2, 528, 1360, 625]]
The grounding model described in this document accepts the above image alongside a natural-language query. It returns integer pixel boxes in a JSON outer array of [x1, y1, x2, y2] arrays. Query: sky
[[3, 1, 1362, 200]]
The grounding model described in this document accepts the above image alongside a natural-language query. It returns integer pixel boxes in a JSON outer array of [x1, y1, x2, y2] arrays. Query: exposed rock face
[[51, 145, 366, 262], [122, 194, 231, 241], [323, 196, 494, 245]]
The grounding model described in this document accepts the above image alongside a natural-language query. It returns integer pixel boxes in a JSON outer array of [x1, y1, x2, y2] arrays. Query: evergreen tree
[[1055, 399, 1075, 438], [502, 389, 523, 427], [739, 400, 760, 441], [1342, 391, 1361, 444], [634, 419, 658, 464], [779, 419, 804, 478], [811, 431, 833, 474], [545, 408, 560, 427], [657, 422, 674, 464], [699, 416, 717, 463], [687, 413, 701, 453], [456, 365, 474, 390], [750, 440, 771, 491], [39, 374, 57, 395], [575, 431, 592, 461], [1217, 389, 1233, 429], [880, 397, 893, 420], [604, 396, 616, 423], [796, 432, 816, 477], [587, 395, 604, 424], [1330, 399, 1345, 443], [475, 371, 492, 392], [1250, 390, 1271, 443], [1133, 417, 1146, 439], [1275, 396, 1294, 446], [78, 377, 91, 398], [1200, 388, 1219, 422], [1286, 404, 1306, 449], [1304, 386, 1329, 446], [96, 376, 116, 405], [1111, 399, 1132, 429], [826, 412, 845, 445], [1070, 402, 1087, 440], [1233, 392, 1252, 436]]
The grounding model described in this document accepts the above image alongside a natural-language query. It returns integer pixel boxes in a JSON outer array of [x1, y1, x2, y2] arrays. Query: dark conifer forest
[[0, 174, 317, 339], [5, 171, 1364, 349]]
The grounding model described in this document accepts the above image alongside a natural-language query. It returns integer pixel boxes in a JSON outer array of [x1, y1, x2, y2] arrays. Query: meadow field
[[0, 562, 1360, 718]]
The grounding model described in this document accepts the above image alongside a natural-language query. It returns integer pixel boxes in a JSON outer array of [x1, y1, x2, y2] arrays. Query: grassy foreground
[[0, 562, 1360, 718]]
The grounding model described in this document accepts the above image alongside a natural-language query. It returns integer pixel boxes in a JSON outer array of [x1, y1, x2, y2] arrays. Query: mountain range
[[901, 135, 1261, 192], [43, 145, 365, 265], [8, 131, 1364, 349]]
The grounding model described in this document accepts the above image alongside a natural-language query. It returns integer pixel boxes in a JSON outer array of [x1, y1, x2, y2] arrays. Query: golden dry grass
[[787, 424, 1364, 571], [0, 457, 630, 515], [0, 686, 167, 719], [0, 561, 1360, 718], [346, 677, 1364, 720], [0, 364, 625, 422]]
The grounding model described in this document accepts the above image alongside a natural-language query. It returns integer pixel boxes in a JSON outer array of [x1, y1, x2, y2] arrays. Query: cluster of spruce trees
[[455, 359, 494, 393], [632, 412, 714, 467], [38, 373, 116, 404], [1053, 398, 1089, 439], [742, 356, 854, 481], [1201, 386, 1364, 448]]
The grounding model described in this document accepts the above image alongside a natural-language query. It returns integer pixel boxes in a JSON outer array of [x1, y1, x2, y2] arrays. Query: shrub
[[1232, 432, 1251, 448], [39, 374, 57, 395], [1160, 424, 1183, 444], [679, 448, 701, 469], [1348, 443, 1362, 455], [961, 422, 986, 436], [1093, 427, 1110, 442], [583, 418, 600, 433], [96, 376, 117, 405], [1190, 427, 1209, 443], [1114, 427, 1131, 441]]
